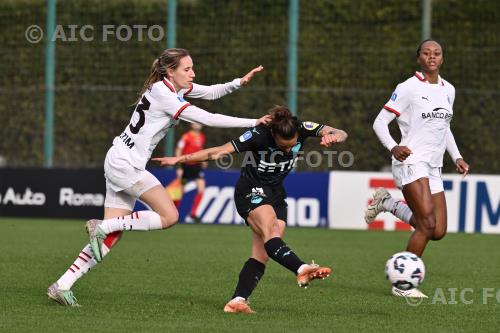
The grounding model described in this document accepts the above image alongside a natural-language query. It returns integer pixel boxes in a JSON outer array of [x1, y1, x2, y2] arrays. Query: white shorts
[[103, 148, 161, 210], [392, 162, 444, 194]]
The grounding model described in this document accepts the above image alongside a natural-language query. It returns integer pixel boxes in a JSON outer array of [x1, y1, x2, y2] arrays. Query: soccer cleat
[[47, 282, 80, 307], [392, 287, 428, 298], [85, 219, 106, 262], [223, 298, 255, 314], [297, 262, 332, 288], [364, 187, 391, 224]]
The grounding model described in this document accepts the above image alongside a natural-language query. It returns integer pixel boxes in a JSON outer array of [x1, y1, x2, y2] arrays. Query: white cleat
[[47, 282, 80, 306], [364, 188, 391, 224], [392, 287, 428, 298]]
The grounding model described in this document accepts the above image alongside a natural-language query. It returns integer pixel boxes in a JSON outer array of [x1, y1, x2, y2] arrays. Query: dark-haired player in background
[[154, 105, 348, 313]]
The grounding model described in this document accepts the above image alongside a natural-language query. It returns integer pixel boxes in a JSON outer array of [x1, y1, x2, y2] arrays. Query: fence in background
[[0, 0, 499, 173]]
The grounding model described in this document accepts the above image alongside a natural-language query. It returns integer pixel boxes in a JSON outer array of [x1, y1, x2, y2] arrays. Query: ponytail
[[268, 105, 300, 139], [137, 48, 191, 97]]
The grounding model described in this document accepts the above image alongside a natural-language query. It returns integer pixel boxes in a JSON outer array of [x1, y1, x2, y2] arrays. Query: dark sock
[[231, 258, 266, 300], [264, 237, 305, 274]]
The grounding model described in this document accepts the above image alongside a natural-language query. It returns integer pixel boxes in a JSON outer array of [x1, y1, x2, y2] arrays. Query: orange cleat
[[297, 262, 332, 288], [223, 298, 255, 314]]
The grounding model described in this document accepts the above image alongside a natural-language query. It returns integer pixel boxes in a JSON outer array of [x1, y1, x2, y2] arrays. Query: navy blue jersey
[[230, 121, 324, 186]]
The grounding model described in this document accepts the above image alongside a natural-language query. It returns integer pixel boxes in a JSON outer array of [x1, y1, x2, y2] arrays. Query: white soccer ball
[[385, 251, 425, 290]]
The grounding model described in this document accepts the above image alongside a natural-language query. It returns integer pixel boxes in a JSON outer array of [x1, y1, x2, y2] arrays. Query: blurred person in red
[[173, 123, 207, 223]]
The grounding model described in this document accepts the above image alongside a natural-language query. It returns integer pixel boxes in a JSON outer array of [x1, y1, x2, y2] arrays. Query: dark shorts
[[181, 164, 204, 183], [234, 177, 288, 223]]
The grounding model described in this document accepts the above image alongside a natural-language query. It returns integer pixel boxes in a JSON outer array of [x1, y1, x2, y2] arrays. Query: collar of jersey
[[415, 71, 445, 86], [162, 78, 177, 93]]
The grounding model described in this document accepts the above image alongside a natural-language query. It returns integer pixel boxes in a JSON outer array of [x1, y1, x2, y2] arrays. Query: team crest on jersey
[[391, 92, 398, 101], [239, 131, 253, 142], [303, 121, 319, 130]]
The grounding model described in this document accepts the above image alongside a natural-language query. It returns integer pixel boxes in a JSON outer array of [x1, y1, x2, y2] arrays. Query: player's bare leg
[[431, 192, 447, 241], [402, 178, 435, 257]]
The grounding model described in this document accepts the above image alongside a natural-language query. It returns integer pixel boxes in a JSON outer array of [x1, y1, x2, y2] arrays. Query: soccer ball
[[385, 251, 425, 290]]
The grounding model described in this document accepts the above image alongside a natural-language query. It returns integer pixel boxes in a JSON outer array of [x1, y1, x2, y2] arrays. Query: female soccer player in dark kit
[[154, 105, 348, 313]]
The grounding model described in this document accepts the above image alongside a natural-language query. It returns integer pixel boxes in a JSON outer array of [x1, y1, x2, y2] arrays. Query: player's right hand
[[152, 157, 179, 166], [391, 145, 412, 162], [256, 114, 272, 125], [240, 65, 263, 86]]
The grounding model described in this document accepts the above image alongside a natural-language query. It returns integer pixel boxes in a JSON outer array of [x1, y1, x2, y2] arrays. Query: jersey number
[[129, 96, 151, 134]]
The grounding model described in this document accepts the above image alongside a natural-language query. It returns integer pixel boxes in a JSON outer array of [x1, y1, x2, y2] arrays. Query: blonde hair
[[138, 48, 190, 96]]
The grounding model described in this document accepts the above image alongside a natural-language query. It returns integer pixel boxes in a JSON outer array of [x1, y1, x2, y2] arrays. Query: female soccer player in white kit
[[47, 48, 270, 306], [366, 40, 470, 298]]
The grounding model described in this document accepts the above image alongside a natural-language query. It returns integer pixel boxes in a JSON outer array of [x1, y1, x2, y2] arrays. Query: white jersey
[[111, 78, 256, 170], [383, 71, 455, 167]]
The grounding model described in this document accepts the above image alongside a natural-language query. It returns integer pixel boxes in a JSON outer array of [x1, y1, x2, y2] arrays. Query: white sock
[[99, 211, 163, 234], [56, 244, 98, 290], [382, 197, 413, 224], [231, 296, 246, 302], [56, 242, 114, 290], [297, 264, 309, 275]]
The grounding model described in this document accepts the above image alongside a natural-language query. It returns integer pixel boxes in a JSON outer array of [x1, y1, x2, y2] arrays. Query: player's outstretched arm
[[184, 66, 263, 100], [179, 105, 271, 128], [153, 142, 235, 166], [318, 125, 348, 147], [240, 65, 264, 86]]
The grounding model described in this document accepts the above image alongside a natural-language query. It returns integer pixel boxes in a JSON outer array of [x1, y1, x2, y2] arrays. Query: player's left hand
[[455, 158, 469, 178], [152, 156, 180, 166], [320, 131, 347, 147], [240, 65, 263, 86]]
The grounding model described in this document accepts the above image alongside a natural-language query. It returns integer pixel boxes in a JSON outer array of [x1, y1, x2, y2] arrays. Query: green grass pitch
[[0, 218, 498, 332]]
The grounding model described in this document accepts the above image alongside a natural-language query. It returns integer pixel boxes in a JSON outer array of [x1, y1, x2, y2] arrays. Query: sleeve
[[177, 104, 257, 128], [156, 90, 192, 119], [449, 85, 456, 107], [230, 128, 265, 153], [446, 128, 462, 163], [182, 78, 241, 100], [383, 83, 411, 117], [373, 109, 398, 151], [300, 121, 325, 138]]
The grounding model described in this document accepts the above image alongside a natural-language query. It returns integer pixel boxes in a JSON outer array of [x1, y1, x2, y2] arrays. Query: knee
[[160, 210, 179, 228], [431, 229, 447, 241], [264, 223, 282, 242], [415, 214, 436, 238]]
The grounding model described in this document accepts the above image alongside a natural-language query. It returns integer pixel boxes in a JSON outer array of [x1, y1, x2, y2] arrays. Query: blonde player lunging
[[366, 40, 470, 298], [47, 48, 269, 306]]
